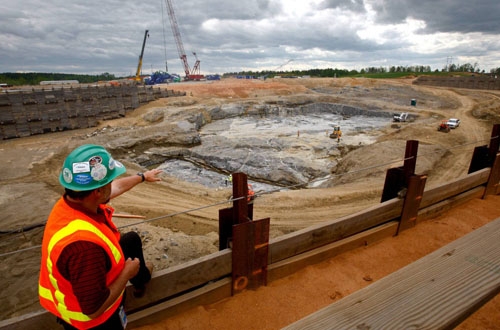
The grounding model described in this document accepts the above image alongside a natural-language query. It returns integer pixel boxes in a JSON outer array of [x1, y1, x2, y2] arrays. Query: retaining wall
[[0, 85, 184, 140], [413, 76, 500, 90]]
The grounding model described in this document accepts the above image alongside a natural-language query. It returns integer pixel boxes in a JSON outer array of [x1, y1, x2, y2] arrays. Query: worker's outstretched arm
[[110, 169, 162, 199]]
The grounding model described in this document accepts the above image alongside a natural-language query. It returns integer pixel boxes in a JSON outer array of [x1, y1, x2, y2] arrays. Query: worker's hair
[[64, 188, 94, 200]]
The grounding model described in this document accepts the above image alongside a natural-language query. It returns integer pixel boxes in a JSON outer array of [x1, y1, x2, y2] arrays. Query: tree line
[[0, 72, 117, 86], [225, 62, 500, 79], [2, 63, 499, 86]]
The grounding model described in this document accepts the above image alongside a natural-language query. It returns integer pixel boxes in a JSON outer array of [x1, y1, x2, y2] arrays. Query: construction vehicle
[[329, 125, 342, 141], [206, 74, 221, 81], [145, 71, 181, 85], [134, 30, 149, 83], [446, 118, 461, 128], [164, 0, 204, 80], [393, 112, 409, 122], [438, 120, 450, 132]]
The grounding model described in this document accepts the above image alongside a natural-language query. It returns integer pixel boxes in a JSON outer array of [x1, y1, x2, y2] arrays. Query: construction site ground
[[134, 195, 500, 330], [1, 77, 500, 328]]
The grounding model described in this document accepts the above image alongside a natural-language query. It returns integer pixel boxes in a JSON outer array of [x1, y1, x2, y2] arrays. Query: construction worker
[[39, 144, 162, 329], [225, 173, 232, 186], [247, 184, 255, 202]]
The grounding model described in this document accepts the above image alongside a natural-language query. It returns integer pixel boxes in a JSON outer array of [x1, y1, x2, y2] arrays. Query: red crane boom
[[164, 0, 203, 80]]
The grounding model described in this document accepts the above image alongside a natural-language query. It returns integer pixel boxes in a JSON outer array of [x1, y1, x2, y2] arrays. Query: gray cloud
[[1, 0, 499, 76], [320, 0, 367, 13], [371, 0, 500, 34]]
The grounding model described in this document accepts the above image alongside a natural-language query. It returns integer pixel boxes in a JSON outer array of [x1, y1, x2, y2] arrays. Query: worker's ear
[[91, 187, 103, 198]]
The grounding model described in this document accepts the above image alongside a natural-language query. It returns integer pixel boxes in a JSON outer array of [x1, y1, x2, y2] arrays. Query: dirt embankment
[[0, 77, 499, 324]]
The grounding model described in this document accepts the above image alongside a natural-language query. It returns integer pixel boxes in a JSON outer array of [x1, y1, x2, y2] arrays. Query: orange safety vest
[[39, 197, 125, 329], [247, 184, 255, 202]]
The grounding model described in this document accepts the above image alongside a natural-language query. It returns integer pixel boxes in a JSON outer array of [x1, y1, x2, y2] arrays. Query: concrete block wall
[[0, 85, 184, 140]]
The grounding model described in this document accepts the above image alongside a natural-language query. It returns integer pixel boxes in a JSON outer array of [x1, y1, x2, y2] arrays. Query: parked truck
[[393, 112, 410, 122]]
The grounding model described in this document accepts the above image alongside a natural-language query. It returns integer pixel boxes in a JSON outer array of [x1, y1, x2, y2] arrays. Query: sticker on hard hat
[[73, 162, 90, 174], [110, 159, 124, 170], [89, 156, 103, 166], [74, 173, 93, 185], [91, 163, 108, 181], [62, 168, 73, 184]]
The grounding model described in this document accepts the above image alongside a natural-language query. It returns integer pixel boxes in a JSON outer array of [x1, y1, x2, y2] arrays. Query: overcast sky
[[1, 0, 499, 77]]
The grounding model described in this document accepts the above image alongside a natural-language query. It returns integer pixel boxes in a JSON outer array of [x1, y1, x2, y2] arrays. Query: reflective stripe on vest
[[39, 219, 123, 326], [48, 219, 122, 264]]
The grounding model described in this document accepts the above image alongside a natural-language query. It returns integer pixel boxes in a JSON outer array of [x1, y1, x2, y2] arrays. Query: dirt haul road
[[0, 77, 499, 326]]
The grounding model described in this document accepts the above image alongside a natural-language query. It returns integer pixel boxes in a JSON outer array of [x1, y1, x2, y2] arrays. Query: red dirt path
[[135, 194, 500, 330]]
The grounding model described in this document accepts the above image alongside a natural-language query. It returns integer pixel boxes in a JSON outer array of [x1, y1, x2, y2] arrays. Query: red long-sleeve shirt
[[57, 241, 111, 315]]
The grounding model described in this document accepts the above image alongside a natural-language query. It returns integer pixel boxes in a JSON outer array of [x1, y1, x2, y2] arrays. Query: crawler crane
[[164, 0, 204, 80]]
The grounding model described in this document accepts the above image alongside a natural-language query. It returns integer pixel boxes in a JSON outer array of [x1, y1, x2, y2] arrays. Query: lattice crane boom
[[164, 0, 202, 79]]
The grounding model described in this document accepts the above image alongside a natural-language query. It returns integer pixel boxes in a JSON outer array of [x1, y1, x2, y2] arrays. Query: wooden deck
[[282, 217, 500, 330]]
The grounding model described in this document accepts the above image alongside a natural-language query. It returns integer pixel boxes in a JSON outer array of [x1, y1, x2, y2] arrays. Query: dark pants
[[58, 231, 151, 330], [119, 231, 152, 289]]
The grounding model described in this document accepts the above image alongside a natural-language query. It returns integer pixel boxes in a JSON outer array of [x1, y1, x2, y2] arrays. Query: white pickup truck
[[393, 113, 410, 122], [446, 118, 461, 128]]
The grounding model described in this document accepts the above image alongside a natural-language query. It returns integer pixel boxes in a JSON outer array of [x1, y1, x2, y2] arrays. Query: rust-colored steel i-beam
[[381, 140, 419, 202], [469, 124, 500, 173], [217, 172, 270, 294], [398, 174, 427, 234]]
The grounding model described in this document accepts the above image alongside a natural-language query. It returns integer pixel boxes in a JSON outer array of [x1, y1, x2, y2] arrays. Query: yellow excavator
[[329, 125, 342, 141]]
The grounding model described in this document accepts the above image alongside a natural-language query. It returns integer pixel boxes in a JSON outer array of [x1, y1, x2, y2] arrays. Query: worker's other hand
[[124, 258, 140, 279], [143, 169, 163, 182]]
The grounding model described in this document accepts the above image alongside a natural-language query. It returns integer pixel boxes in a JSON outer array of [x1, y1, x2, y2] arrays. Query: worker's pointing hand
[[124, 257, 140, 279], [143, 169, 163, 182]]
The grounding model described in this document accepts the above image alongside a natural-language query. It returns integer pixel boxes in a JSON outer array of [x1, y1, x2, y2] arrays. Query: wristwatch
[[137, 172, 145, 182]]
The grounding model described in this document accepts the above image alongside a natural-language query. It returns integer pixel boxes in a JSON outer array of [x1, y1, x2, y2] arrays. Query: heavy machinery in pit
[[329, 125, 342, 141]]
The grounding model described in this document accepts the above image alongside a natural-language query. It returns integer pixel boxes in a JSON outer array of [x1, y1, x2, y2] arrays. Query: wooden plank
[[269, 198, 403, 264], [282, 217, 500, 330], [420, 168, 489, 208], [128, 278, 232, 328], [417, 187, 484, 222], [269, 222, 399, 282], [124, 249, 231, 312], [0, 310, 57, 330]]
